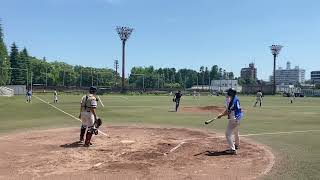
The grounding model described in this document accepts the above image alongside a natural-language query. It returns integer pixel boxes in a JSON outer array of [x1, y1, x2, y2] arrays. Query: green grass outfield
[[1, 94, 320, 180]]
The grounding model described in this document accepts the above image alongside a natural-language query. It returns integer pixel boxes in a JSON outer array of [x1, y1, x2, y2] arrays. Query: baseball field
[[0, 94, 319, 180]]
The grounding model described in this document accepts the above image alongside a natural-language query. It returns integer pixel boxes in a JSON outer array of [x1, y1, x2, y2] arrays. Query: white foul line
[[239, 129, 320, 137], [97, 95, 105, 108], [34, 95, 108, 137]]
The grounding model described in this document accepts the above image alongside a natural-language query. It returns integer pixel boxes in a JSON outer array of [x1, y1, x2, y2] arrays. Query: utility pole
[[158, 74, 160, 89], [91, 68, 93, 86], [114, 59, 119, 87], [63, 70, 65, 87], [116, 26, 134, 93], [45, 67, 48, 88], [80, 69, 82, 87]]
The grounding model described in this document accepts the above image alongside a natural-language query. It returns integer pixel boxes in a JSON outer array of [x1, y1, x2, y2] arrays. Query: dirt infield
[[182, 106, 226, 113], [0, 126, 274, 180]]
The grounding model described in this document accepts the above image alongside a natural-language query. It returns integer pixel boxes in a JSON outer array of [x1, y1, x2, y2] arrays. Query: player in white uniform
[[53, 90, 58, 103], [79, 86, 98, 147], [254, 90, 263, 107], [290, 92, 295, 104], [217, 88, 243, 155]]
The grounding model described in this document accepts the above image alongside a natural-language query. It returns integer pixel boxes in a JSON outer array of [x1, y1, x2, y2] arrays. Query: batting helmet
[[226, 88, 236, 97]]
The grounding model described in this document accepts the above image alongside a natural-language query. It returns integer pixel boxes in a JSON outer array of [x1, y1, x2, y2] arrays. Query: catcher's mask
[[89, 86, 97, 94]]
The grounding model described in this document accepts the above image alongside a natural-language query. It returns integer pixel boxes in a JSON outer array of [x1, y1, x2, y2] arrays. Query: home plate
[[93, 163, 103, 167], [120, 140, 135, 144]]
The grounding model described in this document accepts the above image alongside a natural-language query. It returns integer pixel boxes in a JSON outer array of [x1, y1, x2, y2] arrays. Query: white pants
[[225, 119, 240, 150], [80, 111, 95, 127]]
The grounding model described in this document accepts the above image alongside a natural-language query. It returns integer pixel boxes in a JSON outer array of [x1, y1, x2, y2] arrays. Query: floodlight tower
[[270, 44, 283, 95], [116, 26, 134, 93]]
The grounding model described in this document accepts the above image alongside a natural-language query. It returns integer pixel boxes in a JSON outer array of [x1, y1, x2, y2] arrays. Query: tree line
[[1, 22, 235, 89], [129, 66, 234, 89]]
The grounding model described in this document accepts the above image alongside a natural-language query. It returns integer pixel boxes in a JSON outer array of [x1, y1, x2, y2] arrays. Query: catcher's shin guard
[[84, 126, 94, 146], [84, 131, 93, 146], [80, 125, 86, 142]]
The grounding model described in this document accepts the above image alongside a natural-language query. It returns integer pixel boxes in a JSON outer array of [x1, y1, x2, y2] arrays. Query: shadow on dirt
[[168, 110, 177, 112], [194, 150, 234, 157], [60, 141, 83, 148]]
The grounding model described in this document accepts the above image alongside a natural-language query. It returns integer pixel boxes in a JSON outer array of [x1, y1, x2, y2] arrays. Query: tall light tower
[[270, 44, 283, 95], [116, 26, 134, 93]]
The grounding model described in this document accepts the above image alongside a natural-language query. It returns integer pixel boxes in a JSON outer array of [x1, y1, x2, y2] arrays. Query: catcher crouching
[[79, 86, 102, 147]]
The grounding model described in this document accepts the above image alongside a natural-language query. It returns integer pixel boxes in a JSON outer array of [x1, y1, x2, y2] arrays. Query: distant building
[[271, 61, 305, 85], [240, 63, 257, 81], [210, 79, 241, 92], [311, 71, 320, 84]]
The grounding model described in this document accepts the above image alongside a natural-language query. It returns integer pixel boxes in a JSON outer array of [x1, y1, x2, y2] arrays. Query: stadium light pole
[[270, 44, 283, 95], [116, 26, 134, 93]]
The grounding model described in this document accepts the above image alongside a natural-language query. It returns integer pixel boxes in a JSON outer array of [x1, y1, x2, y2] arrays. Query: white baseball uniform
[[256, 92, 263, 102], [54, 91, 58, 102], [80, 94, 97, 127]]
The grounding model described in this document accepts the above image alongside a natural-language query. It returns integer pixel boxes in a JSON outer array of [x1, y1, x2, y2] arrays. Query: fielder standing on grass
[[26, 88, 32, 103], [254, 90, 263, 107], [53, 89, 58, 103], [290, 92, 295, 103], [217, 88, 243, 155], [79, 86, 99, 147], [173, 90, 183, 112]]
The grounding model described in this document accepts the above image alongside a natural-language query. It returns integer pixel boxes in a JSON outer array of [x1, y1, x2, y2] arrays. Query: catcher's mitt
[[94, 118, 102, 128], [93, 118, 102, 135]]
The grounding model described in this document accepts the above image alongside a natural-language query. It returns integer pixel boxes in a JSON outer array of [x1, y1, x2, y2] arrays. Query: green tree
[[9, 43, 25, 85], [19, 48, 30, 84], [210, 65, 219, 80], [0, 21, 10, 85], [228, 72, 234, 79]]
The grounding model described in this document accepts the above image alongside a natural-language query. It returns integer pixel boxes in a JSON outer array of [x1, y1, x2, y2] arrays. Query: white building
[[210, 79, 242, 92], [273, 61, 305, 85]]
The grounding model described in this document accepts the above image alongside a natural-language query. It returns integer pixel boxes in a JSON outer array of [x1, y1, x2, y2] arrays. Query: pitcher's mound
[[0, 126, 274, 180]]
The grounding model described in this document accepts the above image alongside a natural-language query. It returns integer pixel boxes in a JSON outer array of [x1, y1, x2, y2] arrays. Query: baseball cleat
[[83, 142, 93, 147], [235, 145, 239, 150], [225, 149, 237, 155]]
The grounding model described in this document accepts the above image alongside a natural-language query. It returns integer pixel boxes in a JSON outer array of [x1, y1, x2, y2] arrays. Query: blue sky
[[1, 0, 320, 80]]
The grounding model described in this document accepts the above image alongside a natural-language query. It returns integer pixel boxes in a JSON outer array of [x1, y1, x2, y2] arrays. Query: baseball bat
[[205, 117, 217, 125]]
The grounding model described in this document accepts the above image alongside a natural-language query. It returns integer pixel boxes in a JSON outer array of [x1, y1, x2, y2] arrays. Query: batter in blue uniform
[[217, 88, 243, 155]]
